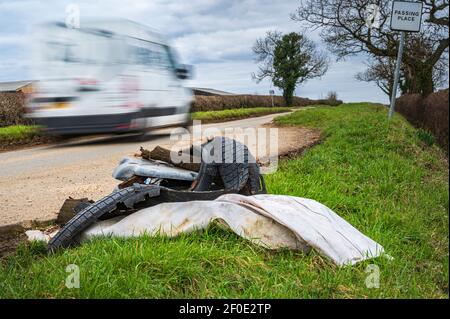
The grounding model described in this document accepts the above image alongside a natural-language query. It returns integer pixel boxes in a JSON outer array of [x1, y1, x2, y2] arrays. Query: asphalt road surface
[[0, 113, 288, 226]]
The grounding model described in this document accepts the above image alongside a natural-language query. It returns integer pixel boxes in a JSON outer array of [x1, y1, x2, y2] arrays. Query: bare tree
[[356, 57, 399, 101], [252, 31, 283, 84], [356, 40, 449, 100], [291, 0, 449, 96]]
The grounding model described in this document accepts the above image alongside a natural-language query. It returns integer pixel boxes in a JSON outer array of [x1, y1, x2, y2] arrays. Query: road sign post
[[388, 1, 423, 120], [388, 31, 405, 119]]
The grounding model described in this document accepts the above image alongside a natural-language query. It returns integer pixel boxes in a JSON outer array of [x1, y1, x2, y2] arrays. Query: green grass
[[0, 125, 39, 144], [0, 103, 448, 298], [416, 128, 436, 147], [191, 107, 292, 122]]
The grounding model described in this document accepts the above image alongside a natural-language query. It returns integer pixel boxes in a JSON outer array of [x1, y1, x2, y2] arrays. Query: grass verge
[[0, 103, 448, 298], [0, 125, 52, 151], [191, 107, 292, 123], [0, 125, 39, 142]]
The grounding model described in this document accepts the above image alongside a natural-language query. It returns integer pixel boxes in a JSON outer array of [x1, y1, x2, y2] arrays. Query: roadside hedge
[[191, 94, 342, 112], [0, 92, 32, 127], [396, 89, 449, 152]]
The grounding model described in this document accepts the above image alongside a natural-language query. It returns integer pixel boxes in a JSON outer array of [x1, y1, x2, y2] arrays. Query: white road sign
[[390, 1, 423, 32]]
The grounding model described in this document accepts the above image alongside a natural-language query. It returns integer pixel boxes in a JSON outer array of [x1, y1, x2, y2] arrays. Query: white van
[[27, 19, 193, 135]]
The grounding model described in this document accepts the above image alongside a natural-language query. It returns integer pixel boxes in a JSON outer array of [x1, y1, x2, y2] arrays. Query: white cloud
[[174, 27, 270, 63]]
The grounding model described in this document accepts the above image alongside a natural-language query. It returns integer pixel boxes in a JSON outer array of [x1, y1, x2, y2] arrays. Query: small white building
[[0, 80, 35, 94]]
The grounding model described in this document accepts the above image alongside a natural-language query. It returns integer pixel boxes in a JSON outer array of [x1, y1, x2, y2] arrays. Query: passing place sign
[[390, 1, 423, 32]]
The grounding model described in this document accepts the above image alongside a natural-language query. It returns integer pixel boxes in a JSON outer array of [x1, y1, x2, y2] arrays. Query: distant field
[[0, 103, 448, 298]]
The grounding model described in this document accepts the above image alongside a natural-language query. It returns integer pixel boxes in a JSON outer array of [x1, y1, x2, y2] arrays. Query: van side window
[[148, 44, 168, 70], [158, 45, 170, 69], [46, 42, 77, 63], [150, 48, 162, 67], [159, 46, 172, 70], [143, 44, 171, 70], [128, 43, 175, 70], [131, 46, 152, 66]]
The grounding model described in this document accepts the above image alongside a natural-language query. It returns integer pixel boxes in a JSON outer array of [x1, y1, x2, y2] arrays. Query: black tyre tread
[[48, 185, 160, 252], [192, 137, 225, 191], [247, 162, 263, 193], [218, 137, 249, 191], [192, 143, 218, 191]]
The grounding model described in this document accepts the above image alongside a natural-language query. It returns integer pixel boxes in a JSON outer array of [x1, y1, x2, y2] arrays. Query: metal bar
[[388, 31, 405, 120]]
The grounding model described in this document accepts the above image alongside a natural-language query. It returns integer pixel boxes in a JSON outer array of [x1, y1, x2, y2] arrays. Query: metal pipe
[[388, 31, 405, 120]]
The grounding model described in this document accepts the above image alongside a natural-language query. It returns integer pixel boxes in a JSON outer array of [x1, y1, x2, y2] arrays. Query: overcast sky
[[0, 0, 389, 103]]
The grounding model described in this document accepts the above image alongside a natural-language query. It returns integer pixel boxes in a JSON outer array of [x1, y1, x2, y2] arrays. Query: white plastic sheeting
[[27, 194, 385, 266]]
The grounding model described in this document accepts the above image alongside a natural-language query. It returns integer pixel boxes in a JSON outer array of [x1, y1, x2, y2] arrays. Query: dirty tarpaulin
[[27, 194, 386, 266]]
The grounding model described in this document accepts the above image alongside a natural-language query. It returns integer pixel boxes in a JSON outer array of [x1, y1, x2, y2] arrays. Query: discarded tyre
[[48, 185, 161, 251], [194, 136, 265, 193], [48, 137, 266, 252]]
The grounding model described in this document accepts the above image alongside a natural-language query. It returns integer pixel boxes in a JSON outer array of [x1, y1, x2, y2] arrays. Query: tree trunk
[[419, 67, 434, 96], [283, 85, 295, 107]]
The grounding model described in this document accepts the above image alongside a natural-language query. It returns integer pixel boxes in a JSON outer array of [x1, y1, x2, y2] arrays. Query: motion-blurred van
[[27, 19, 193, 135]]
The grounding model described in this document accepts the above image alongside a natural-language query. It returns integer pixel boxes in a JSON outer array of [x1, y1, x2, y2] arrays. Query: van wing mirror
[[175, 64, 193, 80]]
